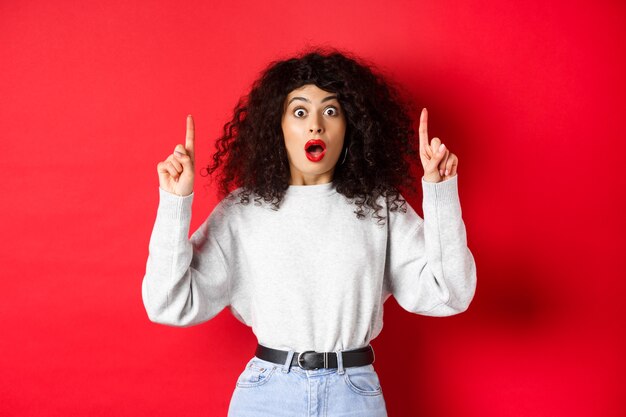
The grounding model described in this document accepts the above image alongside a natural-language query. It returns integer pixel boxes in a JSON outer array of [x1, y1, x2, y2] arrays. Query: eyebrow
[[287, 95, 339, 106]]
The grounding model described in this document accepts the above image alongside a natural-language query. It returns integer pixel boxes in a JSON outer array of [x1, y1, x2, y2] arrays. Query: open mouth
[[305, 139, 327, 162]]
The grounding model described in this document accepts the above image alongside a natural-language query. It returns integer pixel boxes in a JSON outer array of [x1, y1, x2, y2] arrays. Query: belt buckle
[[297, 350, 329, 370], [297, 350, 317, 370]]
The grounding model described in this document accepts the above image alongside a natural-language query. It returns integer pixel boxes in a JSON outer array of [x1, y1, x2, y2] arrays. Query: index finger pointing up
[[186, 114, 195, 161], [419, 108, 428, 154]]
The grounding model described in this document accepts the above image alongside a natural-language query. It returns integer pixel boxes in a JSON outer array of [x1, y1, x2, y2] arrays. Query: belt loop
[[335, 349, 345, 375], [282, 350, 295, 373]]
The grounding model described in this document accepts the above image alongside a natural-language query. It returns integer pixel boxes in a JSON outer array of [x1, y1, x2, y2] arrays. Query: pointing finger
[[419, 108, 428, 155], [186, 114, 195, 162]]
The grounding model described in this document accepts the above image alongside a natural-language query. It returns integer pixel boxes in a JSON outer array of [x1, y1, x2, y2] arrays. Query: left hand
[[419, 108, 459, 183]]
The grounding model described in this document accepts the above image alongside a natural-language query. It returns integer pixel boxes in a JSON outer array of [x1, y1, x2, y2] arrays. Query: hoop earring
[[339, 145, 349, 165]]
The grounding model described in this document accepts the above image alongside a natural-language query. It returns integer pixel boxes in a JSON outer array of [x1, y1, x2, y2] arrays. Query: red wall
[[1, 1, 624, 416]]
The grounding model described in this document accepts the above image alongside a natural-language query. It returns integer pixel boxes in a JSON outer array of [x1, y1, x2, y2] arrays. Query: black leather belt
[[255, 343, 375, 370]]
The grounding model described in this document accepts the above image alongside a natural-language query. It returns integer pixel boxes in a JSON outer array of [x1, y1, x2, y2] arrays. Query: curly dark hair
[[200, 46, 420, 225]]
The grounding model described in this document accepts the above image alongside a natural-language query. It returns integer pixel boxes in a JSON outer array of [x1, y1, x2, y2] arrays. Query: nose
[[308, 114, 324, 135]]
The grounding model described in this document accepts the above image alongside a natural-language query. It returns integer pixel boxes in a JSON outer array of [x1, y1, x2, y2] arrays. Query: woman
[[142, 48, 477, 416]]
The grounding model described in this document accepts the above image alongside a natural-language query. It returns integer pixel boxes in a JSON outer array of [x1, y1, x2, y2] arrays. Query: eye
[[324, 106, 339, 116], [294, 108, 307, 118]]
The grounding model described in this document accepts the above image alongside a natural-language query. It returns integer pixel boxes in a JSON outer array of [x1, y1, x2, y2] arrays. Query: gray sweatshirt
[[141, 175, 477, 352]]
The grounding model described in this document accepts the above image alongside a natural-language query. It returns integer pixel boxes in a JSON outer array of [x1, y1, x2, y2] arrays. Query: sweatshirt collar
[[285, 181, 337, 197]]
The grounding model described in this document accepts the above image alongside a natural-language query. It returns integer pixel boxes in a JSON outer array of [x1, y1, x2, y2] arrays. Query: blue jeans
[[227, 347, 388, 416]]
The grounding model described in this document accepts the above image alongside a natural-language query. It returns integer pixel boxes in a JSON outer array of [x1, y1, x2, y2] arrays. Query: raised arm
[[384, 109, 476, 316], [141, 115, 230, 326]]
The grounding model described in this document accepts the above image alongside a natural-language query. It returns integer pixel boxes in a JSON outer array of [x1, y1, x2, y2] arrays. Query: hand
[[418, 108, 459, 183], [157, 115, 196, 196]]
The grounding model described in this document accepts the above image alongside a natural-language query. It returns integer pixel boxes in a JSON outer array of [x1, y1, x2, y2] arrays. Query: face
[[281, 84, 347, 185]]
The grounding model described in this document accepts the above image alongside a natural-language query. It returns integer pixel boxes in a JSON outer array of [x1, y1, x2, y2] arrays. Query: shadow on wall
[[472, 247, 562, 331], [375, 246, 560, 416]]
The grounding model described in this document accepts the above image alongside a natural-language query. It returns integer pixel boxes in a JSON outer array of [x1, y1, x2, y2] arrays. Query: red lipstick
[[305, 139, 327, 162]]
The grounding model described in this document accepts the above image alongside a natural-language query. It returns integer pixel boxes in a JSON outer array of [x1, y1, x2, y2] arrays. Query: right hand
[[418, 108, 458, 183], [157, 115, 195, 196]]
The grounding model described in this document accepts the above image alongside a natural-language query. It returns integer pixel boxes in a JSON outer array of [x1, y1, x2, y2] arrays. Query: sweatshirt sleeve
[[384, 175, 477, 316], [141, 187, 231, 327]]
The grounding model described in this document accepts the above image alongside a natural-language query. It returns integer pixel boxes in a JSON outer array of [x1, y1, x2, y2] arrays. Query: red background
[[1, 1, 625, 416]]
